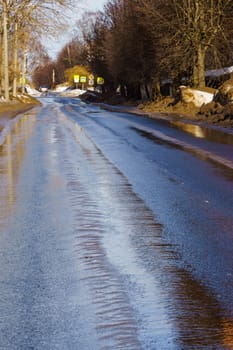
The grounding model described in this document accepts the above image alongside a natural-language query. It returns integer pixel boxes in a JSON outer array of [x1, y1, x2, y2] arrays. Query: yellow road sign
[[97, 77, 104, 85], [80, 76, 87, 83], [73, 75, 80, 83]]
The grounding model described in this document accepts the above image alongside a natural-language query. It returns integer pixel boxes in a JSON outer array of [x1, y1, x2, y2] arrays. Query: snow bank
[[25, 85, 41, 97], [54, 85, 70, 93], [179, 86, 214, 107], [60, 89, 86, 97]]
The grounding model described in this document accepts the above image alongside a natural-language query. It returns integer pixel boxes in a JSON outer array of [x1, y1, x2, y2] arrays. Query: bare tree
[[1, 1, 10, 100], [139, 0, 233, 88], [172, 0, 233, 87], [30, 0, 233, 99], [0, 0, 78, 99], [92, 0, 157, 98]]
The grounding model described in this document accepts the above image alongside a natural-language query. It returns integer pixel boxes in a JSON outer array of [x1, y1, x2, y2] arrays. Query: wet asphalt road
[[0, 95, 233, 349]]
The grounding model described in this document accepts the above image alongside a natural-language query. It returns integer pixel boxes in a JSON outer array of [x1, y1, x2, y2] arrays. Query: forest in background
[[1, 0, 233, 101]]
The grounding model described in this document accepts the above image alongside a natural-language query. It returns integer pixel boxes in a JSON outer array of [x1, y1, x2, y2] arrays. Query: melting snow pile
[[60, 88, 86, 97], [179, 86, 214, 107], [25, 85, 41, 97]]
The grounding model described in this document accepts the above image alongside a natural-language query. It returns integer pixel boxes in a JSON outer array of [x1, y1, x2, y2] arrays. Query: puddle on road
[[132, 127, 233, 182], [56, 110, 233, 349], [0, 114, 36, 225], [171, 119, 233, 145], [154, 117, 233, 144]]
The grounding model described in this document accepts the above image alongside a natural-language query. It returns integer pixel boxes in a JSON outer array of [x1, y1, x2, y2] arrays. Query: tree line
[[0, 0, 75, 101], [34, 0, 233, 100]]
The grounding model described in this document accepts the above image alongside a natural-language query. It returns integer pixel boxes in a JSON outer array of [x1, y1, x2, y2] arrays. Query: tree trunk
[[21, 51, 27, 94], [193, 46, 206, 88], [3, 0, 9, 101], [0, 31, 3, 95], [152, 80, 161, 100], [13, 21, 18, 98], [193, 54, 199, 88], [140, 84, 148, 100], [197, 46, 205, 88]]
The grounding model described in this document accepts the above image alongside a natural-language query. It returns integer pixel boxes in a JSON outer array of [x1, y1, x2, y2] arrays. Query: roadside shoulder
[[96, 102, 233, 137]]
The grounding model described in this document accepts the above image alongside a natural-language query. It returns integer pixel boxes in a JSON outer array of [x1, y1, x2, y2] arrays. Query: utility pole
[[67, 45, 71, 66], [52, 69, 55, 89], [3, 0, 9, 101]]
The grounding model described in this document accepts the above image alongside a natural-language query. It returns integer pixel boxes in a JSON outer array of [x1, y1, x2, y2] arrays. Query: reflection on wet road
[[131, 127, 233, 180], [0, 113, 36, 225], [0, 98, 233, 349], [166, 118, 233, 145]]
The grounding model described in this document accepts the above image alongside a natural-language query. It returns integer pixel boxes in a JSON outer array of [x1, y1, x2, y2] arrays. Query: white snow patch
[[192, 89, 214, 107], [25, 85, 41, 97], [54, 85, 70, 92], [180, 86, 214, 107], [60, 89, 86, 97], [205, 65, 233, 78]]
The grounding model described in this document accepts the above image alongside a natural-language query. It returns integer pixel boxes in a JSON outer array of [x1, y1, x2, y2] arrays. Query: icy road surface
[[0, 96, 233, 349]]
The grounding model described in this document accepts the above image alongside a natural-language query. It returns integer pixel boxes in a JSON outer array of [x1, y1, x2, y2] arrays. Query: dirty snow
[[60, 88, 86, 97], [191, 89, 214, 107]]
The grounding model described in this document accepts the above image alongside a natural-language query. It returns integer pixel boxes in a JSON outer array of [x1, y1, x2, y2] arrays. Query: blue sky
[[45, 0, 108, 58]]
